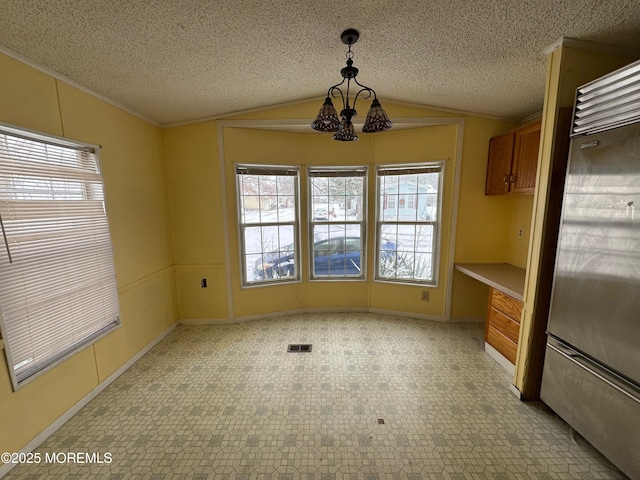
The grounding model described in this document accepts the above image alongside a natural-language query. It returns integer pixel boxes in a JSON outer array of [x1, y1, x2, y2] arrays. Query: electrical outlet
[[421, 290, 429, 302], [517, 227, 525, 238]]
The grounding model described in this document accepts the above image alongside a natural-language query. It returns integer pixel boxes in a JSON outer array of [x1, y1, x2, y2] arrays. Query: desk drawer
[[486, 325, 517, 364], [488, 307, 520, 343], [491, 288, 522, 321]]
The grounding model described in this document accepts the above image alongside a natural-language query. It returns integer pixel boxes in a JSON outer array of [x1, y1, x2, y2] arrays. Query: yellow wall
[[507, 195, 535, 269], [0, 52, 176, 455], [162, 122, 230, 321], [163, 100, 522, 322]]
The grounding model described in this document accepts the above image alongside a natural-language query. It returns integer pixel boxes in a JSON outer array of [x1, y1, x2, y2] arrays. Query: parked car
[[312, 206, 329, 221], [253, 236, 398, 279], [253, 242, 296, 280]]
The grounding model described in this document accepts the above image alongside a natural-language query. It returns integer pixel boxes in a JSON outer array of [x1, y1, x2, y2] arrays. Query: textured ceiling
[[1, 0, 640, 126]]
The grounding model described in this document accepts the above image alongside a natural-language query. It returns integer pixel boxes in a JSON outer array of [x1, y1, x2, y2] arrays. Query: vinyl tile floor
[[4, 312, 627, 479]]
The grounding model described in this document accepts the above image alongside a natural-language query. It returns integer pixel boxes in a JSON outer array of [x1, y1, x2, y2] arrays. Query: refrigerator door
[[547, 122, 640, 384], [541, 339, 640, 480]]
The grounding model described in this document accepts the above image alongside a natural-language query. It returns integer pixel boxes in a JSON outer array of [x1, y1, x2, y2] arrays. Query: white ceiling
[[1, 0, 640, 126]]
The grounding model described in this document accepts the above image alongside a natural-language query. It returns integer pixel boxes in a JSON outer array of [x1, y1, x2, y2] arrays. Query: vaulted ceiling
[[1, 0, 640, 126]]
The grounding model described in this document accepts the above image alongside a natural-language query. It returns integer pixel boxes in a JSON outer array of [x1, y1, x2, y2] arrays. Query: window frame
[[374, 162, 444, 286], [235, 164, 301, 286], [0, 123, 120, 391], [308, 166, 367, 281]]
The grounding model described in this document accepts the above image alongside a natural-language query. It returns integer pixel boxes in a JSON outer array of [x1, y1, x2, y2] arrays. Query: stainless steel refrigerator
[[540, 60, 640, 480]]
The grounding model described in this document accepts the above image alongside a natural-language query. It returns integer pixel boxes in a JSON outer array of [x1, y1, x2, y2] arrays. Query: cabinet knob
[[510, 173, 518, 185], [503, 173, 510, 186]]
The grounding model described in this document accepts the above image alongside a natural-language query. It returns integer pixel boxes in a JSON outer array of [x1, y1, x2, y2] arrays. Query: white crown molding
[[520, 111, 543, 124], [167, 98, 518, 129], [164, 96, 326, 128], [0, 45, 160, 127], [384, 99, 518, 123]]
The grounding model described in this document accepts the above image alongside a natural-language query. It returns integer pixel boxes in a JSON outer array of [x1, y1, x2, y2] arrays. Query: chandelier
[[311, 29, 392, 141]]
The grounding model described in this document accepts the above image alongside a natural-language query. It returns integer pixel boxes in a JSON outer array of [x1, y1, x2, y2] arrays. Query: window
[[0, 125, 120, 390], [309, 167, 366, 279], [236, 165, 299, 285], [376, 163, 443, 285]]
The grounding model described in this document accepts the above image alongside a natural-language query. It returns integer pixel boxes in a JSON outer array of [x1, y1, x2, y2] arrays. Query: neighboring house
[[238, 176, 293, 211], [380, 180, 437, 221]]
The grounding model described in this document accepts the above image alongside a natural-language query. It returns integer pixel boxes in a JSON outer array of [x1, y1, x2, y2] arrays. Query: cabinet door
[[510, 122, 541, 194], [485, 132, 514, 195]]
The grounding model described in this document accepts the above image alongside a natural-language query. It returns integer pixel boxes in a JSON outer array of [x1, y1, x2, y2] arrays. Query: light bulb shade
[[362, 99, 393, 133], [311, 97, 340, 132], [332, 119, 359, 142]]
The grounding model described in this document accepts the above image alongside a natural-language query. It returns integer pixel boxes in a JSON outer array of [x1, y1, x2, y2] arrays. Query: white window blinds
[[0, 125, 120, 390]]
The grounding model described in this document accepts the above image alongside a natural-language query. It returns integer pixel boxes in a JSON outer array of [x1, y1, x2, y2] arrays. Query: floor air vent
[[288, 344, 312, 352]]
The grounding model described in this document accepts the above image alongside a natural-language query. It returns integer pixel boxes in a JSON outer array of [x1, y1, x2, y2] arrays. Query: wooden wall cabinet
[[485, 288, 522, 364], [485, 121, 541, 195]]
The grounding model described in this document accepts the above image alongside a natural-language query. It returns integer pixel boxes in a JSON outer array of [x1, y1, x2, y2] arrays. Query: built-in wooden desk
[[454, 263, 525, 300], [455, 263, 526, 375]]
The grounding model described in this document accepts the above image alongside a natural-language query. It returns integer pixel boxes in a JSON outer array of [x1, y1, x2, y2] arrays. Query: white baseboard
[[296, 306, 370, 315], [179, 318, 238, 325], [484, 341, 515, 377], [180, 309, 309, 324], [368, 308, 447, 322], [509, 383, 523, 400], [180, 307, 452, 325], [0, 322, 178, 479], [449, 316, 484, 323], [483, 343, 522, 400]]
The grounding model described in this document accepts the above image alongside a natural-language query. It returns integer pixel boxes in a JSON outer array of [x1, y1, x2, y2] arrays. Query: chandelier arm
[[353, 86, 376, 107], [353, 77, 376, 94], [327, 85, 346, 109], [327, 76, 346, 94], [354, 75, 376, 94]]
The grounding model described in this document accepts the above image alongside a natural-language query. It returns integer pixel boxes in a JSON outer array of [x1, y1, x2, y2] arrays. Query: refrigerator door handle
[[547, 342, 640, 406], [551, 341, 580, 358]]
